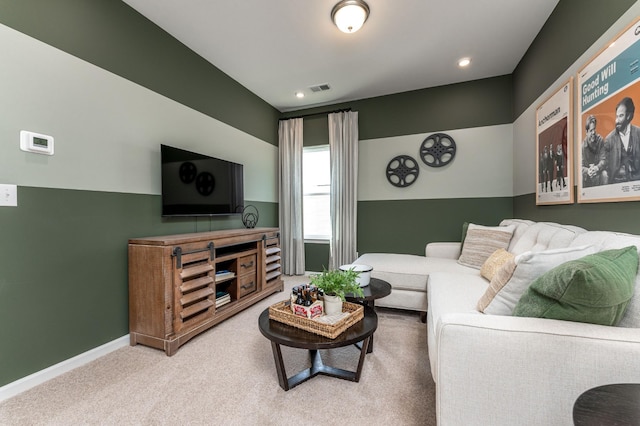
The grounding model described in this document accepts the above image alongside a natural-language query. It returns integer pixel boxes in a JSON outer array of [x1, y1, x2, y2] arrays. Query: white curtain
[[328, 111, 359, 269], [278, 118, 306, 275]]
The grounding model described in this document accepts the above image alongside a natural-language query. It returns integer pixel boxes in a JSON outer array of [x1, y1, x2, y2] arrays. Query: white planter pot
[[323, 294, 343, 316]]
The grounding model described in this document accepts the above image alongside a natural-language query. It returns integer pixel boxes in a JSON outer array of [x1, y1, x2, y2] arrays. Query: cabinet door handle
[[241, 261, 254, 268]]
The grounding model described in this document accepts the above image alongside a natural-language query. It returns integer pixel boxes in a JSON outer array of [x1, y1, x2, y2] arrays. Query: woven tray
[[268, 300, 364, 339]]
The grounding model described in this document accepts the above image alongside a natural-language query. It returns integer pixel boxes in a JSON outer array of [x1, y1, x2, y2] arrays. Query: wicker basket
[[268, 300, 364, 339]]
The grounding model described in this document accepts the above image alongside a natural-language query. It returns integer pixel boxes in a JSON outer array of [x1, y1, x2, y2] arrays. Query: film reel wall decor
[[386, 155, 420, 187], [419, 133, 456, 167], [385, 133, 458, 188]]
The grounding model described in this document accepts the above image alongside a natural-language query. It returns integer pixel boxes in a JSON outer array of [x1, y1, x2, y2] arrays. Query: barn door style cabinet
[[128, 227, 283, 355]]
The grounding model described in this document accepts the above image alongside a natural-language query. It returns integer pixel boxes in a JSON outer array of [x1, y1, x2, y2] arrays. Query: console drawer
[[238, 274, 257, 298], [238, 254, 256, 275]]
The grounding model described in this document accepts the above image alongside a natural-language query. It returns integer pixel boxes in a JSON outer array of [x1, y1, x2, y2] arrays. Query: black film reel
[[195, 172, 215, 196], [386, 155, 419, 187], [242, 205, 260, 229], [178, 162, 197, 184], [419, 133, 456, 167]]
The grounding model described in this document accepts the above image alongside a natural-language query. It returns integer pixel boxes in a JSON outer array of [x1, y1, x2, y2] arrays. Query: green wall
[[2, 0, 639, 389], [0, 187, 276, 385], [0, 0, 279, 387], [291, 76, 514, 269], [512, 0, 640, 227], [514, 193, 640, 234], [298, 0, 639, 271], [512, 0, 637, 119], [0, 0, 280, 145]]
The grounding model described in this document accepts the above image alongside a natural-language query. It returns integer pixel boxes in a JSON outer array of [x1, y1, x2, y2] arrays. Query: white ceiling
[[122, 0, 559, 112]]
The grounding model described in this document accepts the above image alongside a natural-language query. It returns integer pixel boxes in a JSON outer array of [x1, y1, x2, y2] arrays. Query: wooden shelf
[[129, 227, 283, 356]]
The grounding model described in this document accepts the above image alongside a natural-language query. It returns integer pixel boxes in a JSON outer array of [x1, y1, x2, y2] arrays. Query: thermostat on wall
[[20, 130, 54, 155]]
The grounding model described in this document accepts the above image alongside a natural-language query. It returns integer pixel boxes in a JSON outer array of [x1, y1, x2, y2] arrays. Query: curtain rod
[[279, 108, 352, 121]]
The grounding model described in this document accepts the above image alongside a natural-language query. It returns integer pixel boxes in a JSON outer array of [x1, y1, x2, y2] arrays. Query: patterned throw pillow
[[457, 224, 515, 269]]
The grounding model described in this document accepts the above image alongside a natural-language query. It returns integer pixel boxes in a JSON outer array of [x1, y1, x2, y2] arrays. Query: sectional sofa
[[355, 219, 640, 425]]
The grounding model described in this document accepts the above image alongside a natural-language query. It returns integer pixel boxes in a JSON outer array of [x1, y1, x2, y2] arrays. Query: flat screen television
[[161, 144, 244, 216]]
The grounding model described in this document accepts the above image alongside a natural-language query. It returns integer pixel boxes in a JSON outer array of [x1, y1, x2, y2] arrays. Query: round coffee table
[[258, 305, 377, 391], [573, 383, 640, 425], [345, 277, 392, 307], [345, 277, 391, 352]]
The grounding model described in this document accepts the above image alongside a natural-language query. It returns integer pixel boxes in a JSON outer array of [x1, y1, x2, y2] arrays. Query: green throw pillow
[[460, 222, 470, 252], [512, 246, 638, 326]]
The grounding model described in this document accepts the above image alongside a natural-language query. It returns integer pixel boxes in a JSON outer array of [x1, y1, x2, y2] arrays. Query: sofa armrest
[[425, 242, 461, 259], [434, 313, 640, 426]]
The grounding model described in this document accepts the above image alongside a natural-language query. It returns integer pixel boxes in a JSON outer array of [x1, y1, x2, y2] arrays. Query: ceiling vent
[[309, 83, 331, 93]]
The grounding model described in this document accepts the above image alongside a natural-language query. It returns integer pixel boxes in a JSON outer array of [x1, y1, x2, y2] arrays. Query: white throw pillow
[[483, 245, 598, 315], [458, 224, 516, 269]]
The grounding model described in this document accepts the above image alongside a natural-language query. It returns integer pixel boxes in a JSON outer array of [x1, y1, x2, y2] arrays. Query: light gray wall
[[0, 24, 277, 202]]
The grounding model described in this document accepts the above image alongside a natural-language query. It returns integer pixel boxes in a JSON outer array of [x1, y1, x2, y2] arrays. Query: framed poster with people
[[535, 77, 574, 205], [578, 16, 640, 203]]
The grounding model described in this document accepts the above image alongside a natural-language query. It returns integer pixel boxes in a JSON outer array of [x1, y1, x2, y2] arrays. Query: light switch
[[0, 184, 17, 207]]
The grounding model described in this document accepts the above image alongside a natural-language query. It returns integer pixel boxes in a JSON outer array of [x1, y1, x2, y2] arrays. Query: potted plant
[[310, 268, 364, 315]]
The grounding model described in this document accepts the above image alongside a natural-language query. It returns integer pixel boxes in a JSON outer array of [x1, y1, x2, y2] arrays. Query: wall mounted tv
[[161, 144, 244, 216]]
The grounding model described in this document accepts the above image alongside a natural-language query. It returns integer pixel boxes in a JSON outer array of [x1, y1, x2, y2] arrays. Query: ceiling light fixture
[[458, 57, 471, 67], [295, 91, 305, 99], [331, 0, 370, 34]]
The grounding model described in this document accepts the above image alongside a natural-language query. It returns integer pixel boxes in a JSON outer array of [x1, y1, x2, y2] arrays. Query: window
[[303, 145, 330, 240]]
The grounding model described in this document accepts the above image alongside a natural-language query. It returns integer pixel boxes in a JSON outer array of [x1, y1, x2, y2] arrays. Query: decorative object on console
[[241, 204, 259, 228], [331, 0, 370, 34], [420, 133, 456, 167], [386, 155, 419, 187]]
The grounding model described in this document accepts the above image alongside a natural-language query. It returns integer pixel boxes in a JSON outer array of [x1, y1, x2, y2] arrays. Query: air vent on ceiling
[[309, 83, 331, 93]]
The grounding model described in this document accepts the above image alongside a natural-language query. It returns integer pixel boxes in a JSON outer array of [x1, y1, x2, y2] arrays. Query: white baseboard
[[0, 335, 130, 403]]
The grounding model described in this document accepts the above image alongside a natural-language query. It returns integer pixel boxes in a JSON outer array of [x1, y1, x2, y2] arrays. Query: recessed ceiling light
[[458, 57, 471, 67], [295, 91, 305, 98]]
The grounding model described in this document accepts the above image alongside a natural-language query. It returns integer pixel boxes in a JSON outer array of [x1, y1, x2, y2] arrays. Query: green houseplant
[[310, 268, 364, 301]]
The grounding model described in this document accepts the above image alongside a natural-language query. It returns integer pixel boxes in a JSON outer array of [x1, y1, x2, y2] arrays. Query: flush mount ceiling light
[[331, 0, 370, 34]]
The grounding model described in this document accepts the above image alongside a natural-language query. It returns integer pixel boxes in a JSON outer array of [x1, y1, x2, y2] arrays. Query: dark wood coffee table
[[258, 305, 377, 391], [573, 383, 640, 425], [345, 277, 391, 352]]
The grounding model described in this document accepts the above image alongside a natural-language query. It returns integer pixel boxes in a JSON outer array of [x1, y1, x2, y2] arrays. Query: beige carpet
[[0, 275, 436, 425]]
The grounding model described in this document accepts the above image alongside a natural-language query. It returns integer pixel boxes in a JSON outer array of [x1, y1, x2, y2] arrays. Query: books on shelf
[[215, 270, 235, 282], [215, 291, 231, 308]]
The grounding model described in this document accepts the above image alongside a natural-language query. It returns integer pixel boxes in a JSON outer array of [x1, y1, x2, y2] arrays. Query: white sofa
[[355, 219, 640, 425]]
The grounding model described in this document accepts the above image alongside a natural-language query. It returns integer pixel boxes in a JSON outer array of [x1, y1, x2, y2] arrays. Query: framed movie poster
[[578, 17, 640, 203], [536, 78, 573, 205]]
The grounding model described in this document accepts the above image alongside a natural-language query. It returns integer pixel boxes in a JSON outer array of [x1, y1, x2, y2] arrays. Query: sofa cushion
[[427, 272, 488, 375], [458, 224, 515, 269], [354, 253, 476, 292], [506, 222, 586, 255], [512, 246, 638, 326], [481, 245, 598, 315], [480, 248, 514, 281]]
